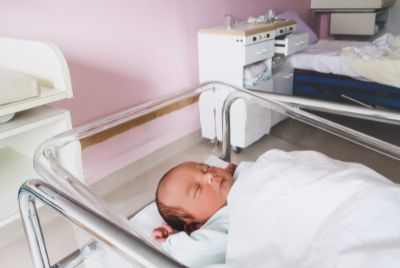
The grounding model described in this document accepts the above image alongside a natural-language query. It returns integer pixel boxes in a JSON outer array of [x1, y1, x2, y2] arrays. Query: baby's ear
[[225, 163, 237, 175]]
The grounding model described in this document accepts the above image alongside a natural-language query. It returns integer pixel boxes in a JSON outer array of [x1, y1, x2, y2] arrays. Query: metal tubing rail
[[34, 82, 400, 208], [22, 81, 400, 268], [35, 82, 400, 202], [33, 83, 215, 212], [220, 89, 400, 162], [19, 179, 183, 268], [22, 82, 222, 268]]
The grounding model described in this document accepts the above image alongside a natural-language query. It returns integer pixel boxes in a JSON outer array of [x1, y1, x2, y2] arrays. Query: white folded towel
[[243, 59, 271, 87]]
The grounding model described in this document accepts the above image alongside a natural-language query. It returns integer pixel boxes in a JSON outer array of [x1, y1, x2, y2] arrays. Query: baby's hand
[[151, 223, 175, 245]]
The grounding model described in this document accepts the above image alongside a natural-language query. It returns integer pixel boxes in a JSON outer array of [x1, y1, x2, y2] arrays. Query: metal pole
[[19, 194, 51, 268], [220, 90, 400, 163]]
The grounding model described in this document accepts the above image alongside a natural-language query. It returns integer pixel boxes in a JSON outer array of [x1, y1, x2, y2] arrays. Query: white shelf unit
[[0, 106, 76, 226], [198, 26, 276, 148], [0, 37, 83, 227], [197, 22, 304, 148]]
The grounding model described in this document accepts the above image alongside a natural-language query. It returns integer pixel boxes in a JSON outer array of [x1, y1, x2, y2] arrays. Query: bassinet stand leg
[[19, 194, 51, 268]]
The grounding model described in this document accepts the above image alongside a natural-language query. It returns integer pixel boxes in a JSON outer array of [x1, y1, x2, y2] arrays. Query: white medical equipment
[[311, 0, 395, 36], [198, 20, 308, 149], [18, 80, 400, 267]]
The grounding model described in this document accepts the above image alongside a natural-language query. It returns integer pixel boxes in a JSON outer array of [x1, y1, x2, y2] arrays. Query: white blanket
[[342, 34, 400, 88], [288, 39, 367, 79], [224, 150, 400, 268]]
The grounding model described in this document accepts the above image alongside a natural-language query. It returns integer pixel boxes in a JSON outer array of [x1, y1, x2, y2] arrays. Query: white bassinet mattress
[[0, 69, 41, 123], [0, 69, 40, 106], [82, 203, 165, 268]]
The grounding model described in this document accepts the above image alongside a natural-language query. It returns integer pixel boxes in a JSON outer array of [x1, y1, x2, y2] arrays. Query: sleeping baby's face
[[158, 162, 234, 225]]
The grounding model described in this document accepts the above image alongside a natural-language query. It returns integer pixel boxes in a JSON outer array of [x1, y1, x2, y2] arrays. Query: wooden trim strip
[[80, 94, 199, 149], [198, 20, 296, 36]]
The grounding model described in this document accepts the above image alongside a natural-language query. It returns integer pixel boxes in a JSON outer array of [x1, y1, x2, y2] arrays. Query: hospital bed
[[17, 79, 400, 267], [290, 37, 400, 110]]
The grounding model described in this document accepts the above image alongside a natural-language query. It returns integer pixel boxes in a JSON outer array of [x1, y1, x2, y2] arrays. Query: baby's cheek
[[224, 181, 233, 196]]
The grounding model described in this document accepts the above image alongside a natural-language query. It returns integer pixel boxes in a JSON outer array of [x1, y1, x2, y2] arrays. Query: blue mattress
[[293, 69, 400, 111]]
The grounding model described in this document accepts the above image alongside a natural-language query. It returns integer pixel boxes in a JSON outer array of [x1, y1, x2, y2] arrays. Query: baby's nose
[[205, 172, 214, 184]]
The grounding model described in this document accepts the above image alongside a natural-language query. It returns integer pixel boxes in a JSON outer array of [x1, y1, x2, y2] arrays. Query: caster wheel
[[210, 138, 220, 145], [232, 146, 242, 153]]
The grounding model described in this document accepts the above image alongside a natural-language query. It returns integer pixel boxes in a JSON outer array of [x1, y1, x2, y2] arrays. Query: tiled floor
[[1, 116, 399, 267]]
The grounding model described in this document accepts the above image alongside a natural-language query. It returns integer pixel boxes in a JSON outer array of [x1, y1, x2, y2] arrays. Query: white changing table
[[0, 37, 80, 226]]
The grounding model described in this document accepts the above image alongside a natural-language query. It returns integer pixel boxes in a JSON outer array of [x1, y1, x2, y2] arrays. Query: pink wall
[[318, 13, 334, 39], [0, 0, 315, 183], [0, 0, 315, 125]]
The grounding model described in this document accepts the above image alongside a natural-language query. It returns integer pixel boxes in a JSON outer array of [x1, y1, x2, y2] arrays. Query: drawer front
[[275, 33, 309, 56], [244, 40, 274, 65], [330, 13, 377, 35]]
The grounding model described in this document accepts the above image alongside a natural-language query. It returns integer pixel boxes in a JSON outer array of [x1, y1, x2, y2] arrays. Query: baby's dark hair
[[155, 164, 199, 234]]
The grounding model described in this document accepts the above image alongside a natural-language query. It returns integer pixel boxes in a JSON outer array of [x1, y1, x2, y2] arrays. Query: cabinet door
[[0, 106, 82, 226]]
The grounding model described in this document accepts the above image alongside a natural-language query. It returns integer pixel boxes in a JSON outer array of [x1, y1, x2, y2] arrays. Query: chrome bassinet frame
[[19, 82, 400, 268]]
